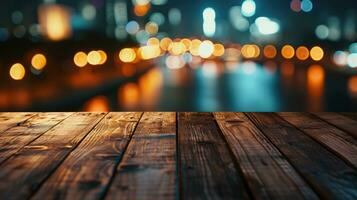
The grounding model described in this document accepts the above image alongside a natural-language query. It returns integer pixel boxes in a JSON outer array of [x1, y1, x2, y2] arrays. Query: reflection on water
[[307, 65, 325, 111], [0, 58, 356, 111]]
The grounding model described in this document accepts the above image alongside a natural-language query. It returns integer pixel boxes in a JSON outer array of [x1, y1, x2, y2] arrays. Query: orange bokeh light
[[281, 45, 295, 59], [263, 45, 277, 59]]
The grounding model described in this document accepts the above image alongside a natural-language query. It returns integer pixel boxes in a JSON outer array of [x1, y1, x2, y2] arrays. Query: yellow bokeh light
[[87, 50, 101, 65], [213, 44, 225, 57], [241, 44, 260, 59], [199, 40, 214, 58], [145, 22, 159, 35], [263, 45, 277, 59], [160, 37, 172, 51], [147, 37, 160, 46], [139, 45, 161, 60], [190, 39, 202, 56], [10, 63, 26, 80], [31, 53, 47, 70], [180, 39, 192, 51], [310, 46, 324, 61], [38, 5, 72, 41], [169, 42, 186, 55], [296, 46, 310, 60], [119, 48, 137, 63], [74, 51, 88, 67], [281, 45, 295, 59], [97, 50, 107, 65]]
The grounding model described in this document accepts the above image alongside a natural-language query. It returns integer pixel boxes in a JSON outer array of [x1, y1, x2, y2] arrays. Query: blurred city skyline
[[0, 0, 356, 45]]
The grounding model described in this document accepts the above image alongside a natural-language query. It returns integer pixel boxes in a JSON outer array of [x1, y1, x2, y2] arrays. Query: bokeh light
[[242, 44, 260, 58], [310, 46, 324, 61], [263, 45, 277, 59], [165, 55, 186, 69], [87, 50, 101, 65], [296, 46, 310, 60], [119, 48, 137, 63], [199, 40, 214, 58], [348, 53, 357, 68], [213, 44, 225, 57], [31, 53, 47, 70], [10, 63, 26, 80], [281, 45, 295, 59], [189, 39, 202, 56], [241, 0, 256, 17], [74, 52, 88, 67], [160, 37, 173, 51]]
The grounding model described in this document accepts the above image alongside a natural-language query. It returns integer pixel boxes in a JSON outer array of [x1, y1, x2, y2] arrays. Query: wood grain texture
[[0, 113, 73, 164], [178, 112, 249, 200], [246, 113, 357, 200], [279, 112, 357, 169], [32, 112, 142, 200], [214, 112, 318, 200], [0, 112, 35, 133], [313, 112, 357, 139], [0, 112, 106, 200], [106, 112, 177, 200]]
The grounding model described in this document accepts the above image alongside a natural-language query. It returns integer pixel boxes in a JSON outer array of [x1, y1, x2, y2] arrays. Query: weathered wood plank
[[246, 113, 357, 200], [313, 113, 357, 140], [0, 112, 35, 133], [0, 113, 73, 164], [214, 112, 318, 200], [105, 112, 177, 200], [178, 112, 249, 200], [0, 112, 106, 200], [279, 112, 357, 169], [32, 112, 142, 200]]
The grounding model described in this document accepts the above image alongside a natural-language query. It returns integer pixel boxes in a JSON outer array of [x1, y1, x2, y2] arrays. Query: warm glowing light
[[31, 54, 47, 70], [308, 64, 324, 84], [83, 96, 110, 112], [307, 64, 325, 111], [281, 61, 295, 76], [165, 55, 186, 69], [348, 76, 357, 95], [296, 46, 310, 60], [119, 48, 137, 63], [169, 42, 186, 55], [310, 46, 324, 61], [145, 22, 159, 35], [38, 5, 72, 41], [213, 44, 225, 57], [9, 63, 25, 80], [97, 50, 107, 65], [189, 39, 202, 56], [139, 45, 161, 60], [160, 37, 172, 51], [199, 40, 214, 58], [118, 83, 140, 109], [134, 4, 151, 16], [74, 52, 88, 67], [87, 51, 101, 65], [263, 45, 277, 59], [147, 37, 160, 46], [281, 45, 295, 59], [241, 44, 260, 58], [180, 39, 192, 51]]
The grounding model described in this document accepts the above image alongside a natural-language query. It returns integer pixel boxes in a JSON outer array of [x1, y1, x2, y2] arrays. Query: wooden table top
[[0, 112, 357, 200]]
